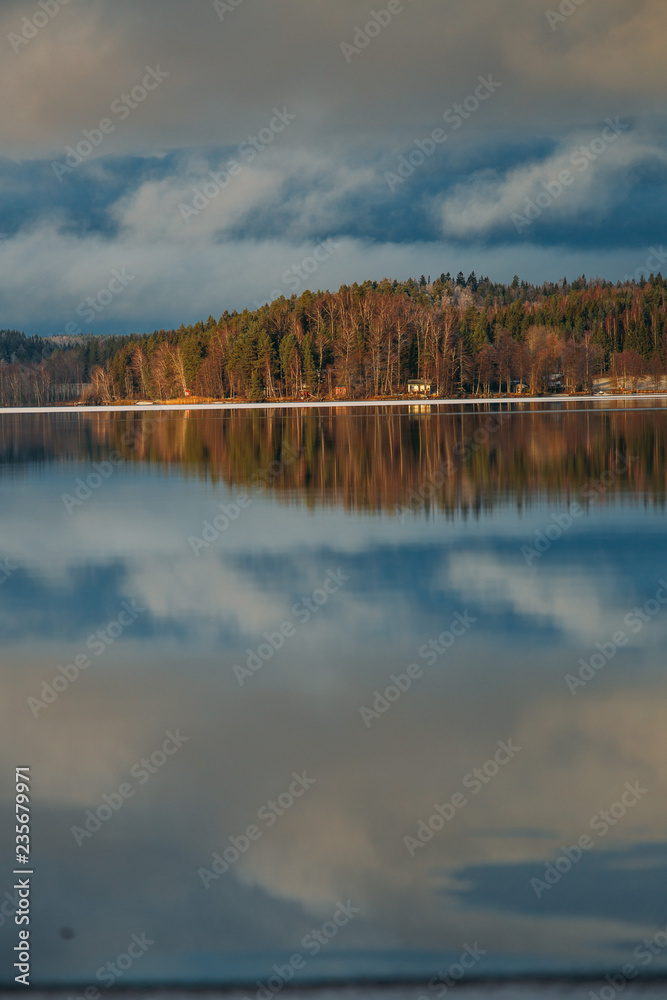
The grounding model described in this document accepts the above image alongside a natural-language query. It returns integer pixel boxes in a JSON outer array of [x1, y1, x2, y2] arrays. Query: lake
[[2, 401, 667, 988]]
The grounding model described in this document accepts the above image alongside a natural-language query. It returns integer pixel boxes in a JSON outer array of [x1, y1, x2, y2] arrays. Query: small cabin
[[334, 386, 347, 397], [408, 379, 432, 395]]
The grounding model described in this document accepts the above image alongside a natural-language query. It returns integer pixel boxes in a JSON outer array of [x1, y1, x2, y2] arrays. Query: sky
[[1, 0, 666, 336]]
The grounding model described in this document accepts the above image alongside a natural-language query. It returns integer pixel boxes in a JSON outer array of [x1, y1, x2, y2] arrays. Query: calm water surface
[[2, 403, 667, 986]]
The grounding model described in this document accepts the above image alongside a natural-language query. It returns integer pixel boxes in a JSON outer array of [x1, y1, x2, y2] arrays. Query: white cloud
[[439, 132, 667, 238], [0, 212, 653, 335], [111, 161, 284, 243]]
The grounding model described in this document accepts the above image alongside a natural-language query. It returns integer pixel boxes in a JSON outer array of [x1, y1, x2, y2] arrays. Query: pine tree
[[249, 368, 264, 401]]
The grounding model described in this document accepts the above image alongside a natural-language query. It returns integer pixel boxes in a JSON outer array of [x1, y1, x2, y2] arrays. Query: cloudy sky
[[1, 0, 666, 335]]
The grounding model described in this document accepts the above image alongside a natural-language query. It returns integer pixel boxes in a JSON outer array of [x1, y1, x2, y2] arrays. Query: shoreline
[[1, 392, 667, 414]]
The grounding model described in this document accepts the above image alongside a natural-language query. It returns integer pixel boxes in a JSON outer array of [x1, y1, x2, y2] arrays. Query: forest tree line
[[3, 272, 667, 404]]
